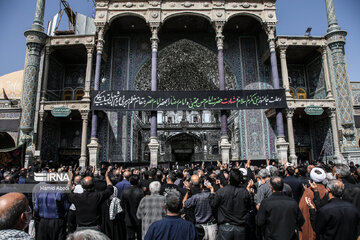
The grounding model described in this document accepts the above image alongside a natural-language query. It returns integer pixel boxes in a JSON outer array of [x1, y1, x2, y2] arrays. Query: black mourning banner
[[91, 89, 287, 111]]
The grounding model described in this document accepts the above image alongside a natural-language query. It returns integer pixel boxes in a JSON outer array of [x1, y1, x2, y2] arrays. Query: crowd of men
[[1, 159, 360, 240]]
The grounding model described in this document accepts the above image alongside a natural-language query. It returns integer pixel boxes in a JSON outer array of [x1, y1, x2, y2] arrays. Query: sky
[[0, 0, 359, 81]]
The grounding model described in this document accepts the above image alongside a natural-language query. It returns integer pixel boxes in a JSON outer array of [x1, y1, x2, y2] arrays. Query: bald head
[[190, 175, 200, 187], [123, 171, 131, 180], [307, 165, 315, 174], [270, 176, 284, 192], [81, 176, 94, 192], [74, 175, 82, 185], [4, 175, 15, 184], [0, 193, 29, 230]]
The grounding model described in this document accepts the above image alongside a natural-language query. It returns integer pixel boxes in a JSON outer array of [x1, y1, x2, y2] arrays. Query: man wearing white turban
[[298, 167, 327, 240], [310, 168, 326, 184]]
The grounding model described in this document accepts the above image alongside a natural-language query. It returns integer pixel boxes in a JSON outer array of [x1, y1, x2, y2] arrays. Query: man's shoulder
[[149, 217, 168, 228], [151, 194, 165, 199], [322, 198, 359, 211], [196, 191, 211, 198], [259, 181, 270, 188], [152, 216, 194, 227], [123, 186, 143, 195], [122, 186, 132, 194], [284, 176, 301, 182], [180, 218, 196, 229], [217, 184, 233, 192], [263, 192, 295, 204], [116, 180, 129, 186], [257, 182, 271, 192], [146, 194, 165, 201], [0, 229, 33, 240]]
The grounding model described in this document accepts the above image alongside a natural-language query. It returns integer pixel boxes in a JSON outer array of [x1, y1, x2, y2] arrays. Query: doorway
[[166, 133, 202, 163]]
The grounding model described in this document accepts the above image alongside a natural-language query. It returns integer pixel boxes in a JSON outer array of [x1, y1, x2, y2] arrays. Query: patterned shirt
[[184, 191, 215, 224], [254, 180, 272, 205], [0, 229, 34, 240], [35, 184, 70, 219], [136, 193, 166, 239]]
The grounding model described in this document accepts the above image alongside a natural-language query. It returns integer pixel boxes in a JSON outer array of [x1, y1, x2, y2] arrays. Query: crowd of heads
[[1, 160, 360, 194], [1, 159, 360, 239]]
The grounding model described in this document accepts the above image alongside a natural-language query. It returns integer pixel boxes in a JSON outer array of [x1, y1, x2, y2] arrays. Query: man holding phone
[[183, 176, 217, 240]]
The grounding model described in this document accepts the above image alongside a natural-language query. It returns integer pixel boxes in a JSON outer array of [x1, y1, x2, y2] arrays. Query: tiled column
[[41, 46, 52, 101], [279, 46, 292, 99], [328, 108, 342, 162], [37, 46, 51, 158], [265, 23, 289, 163], [325, 0, 356, 154], [286, 108, 297, 165], [80, 111, 89, 167], [31, 0, 45, 32], [320, 46, 334, 99], [325, 0, 341, 33], [88, 27, 104, 168], [20, 0, 47, 167], [36, 110, 45, 153], [148, 23, 160, 168], [214, 21, 231, 164], [83, 45, 94, 101]]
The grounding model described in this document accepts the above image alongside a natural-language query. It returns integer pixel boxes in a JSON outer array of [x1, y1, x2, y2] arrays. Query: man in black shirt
[[334, 163, 360, 210], [307, 179, 360, 240], [140, 170, 153, 196], [121, 174, 144, 240], [160, 172, 186, 197], [209, 169, 253, 240], [68, 166, 114, 231], [256, 176, 304, 240]]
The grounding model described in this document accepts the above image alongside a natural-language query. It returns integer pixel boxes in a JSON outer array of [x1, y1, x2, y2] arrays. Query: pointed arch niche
[[135, 39, 236, 91]]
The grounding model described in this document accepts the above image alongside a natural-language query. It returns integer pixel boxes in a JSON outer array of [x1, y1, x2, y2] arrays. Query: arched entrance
[[166, 133, 202, 162], [132, 15, 238, 163], [0, 132, 16, 149], [135, 38, 236, 90]]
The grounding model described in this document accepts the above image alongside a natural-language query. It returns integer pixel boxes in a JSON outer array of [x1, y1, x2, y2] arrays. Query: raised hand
[[305, 197, 315, 209], [283, 159, 287, 167], [106, 166, 113, 175], [68, 169, 74, 180], [246, 179, 254, 194], [215, 179, 221, 185], [308, 180, 318, 192], [183, 180, 191, 191], [246, 159, 251, 169]]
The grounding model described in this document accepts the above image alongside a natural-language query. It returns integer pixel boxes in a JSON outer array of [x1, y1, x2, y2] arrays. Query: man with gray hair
[[306, 179, 360, 240], [136, 181, 166, 239], [66, 229, 110, 240], [334, 164, 360, 210], [255, 169, 271, 210], [144, 193, 197, 240]]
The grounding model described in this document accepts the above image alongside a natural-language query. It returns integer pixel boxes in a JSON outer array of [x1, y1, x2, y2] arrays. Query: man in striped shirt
[[34, 183, 70, 240], [136, 181, 166, 239]]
